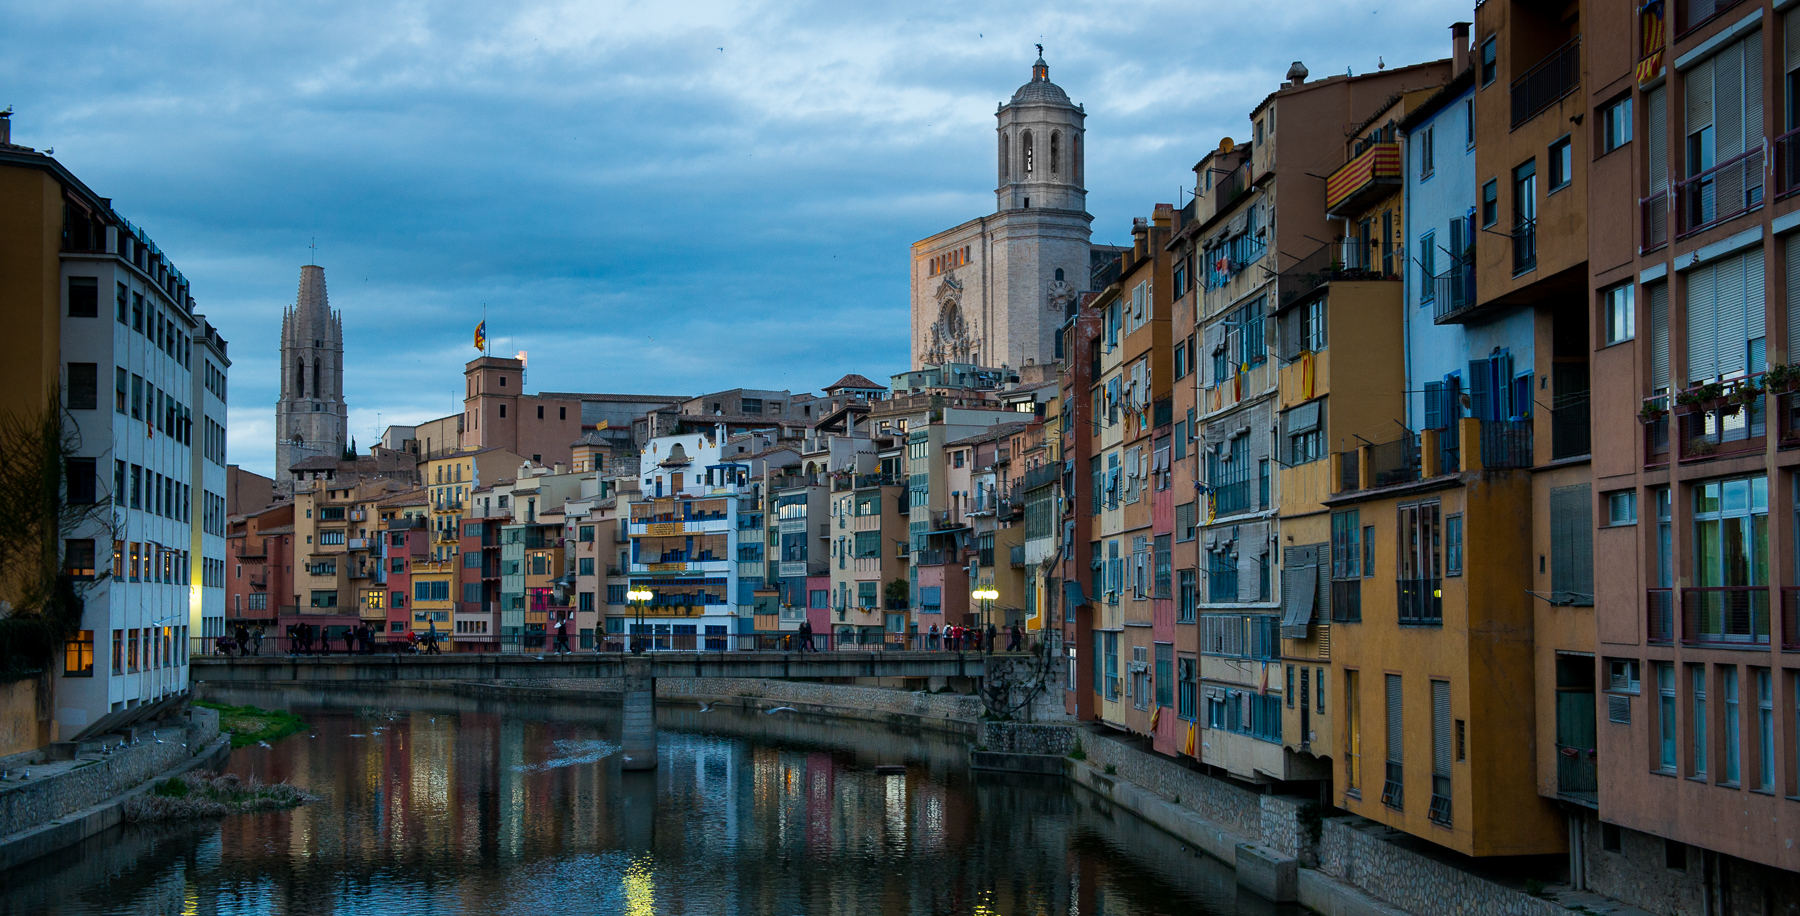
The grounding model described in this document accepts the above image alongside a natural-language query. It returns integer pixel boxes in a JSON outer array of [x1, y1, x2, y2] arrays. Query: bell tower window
[[1000, 133, 1010, 180], [1022, 130, 1034, 175], [1051, 132, 1060, 176]]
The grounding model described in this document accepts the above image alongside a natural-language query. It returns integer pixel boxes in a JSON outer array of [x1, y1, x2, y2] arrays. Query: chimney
[[1132, 217, 1149, 261], [1451, 22, 1472, 75], [0, 108, 10, 146], [1285, 61, 1308, 86]]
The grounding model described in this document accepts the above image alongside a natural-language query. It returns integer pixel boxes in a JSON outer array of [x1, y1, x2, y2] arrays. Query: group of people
[[925, 622, 1024, 652], [216, 624, 264, 656]]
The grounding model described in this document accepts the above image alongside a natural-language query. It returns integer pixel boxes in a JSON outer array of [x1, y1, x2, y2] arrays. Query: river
[[0, 686, 1292, 916]]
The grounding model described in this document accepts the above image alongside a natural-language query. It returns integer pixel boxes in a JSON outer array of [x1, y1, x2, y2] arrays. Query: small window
[[68, 277, 98, 317], [64, 630, 94, 677], [1481, 180, 1498, 227], [1602, 823, 1622, 852], [1445, 514, 1462, 576], [537, 405, 544, 419], [1480, 36, 1497, 86], [1419, 127, 1434, 178], [499, 404, 506, 418], [1464, 99, 1475, 147], [1608, 658, 1641, 693], [1603, 283, 1635, 344], [1608, 490, 1638, 525], [1548, 138, 1572, 191], [1600, 96, 1632, 154]]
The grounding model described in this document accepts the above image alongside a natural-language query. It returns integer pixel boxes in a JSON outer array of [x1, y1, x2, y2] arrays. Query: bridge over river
[[192, 651, 1026, 770]]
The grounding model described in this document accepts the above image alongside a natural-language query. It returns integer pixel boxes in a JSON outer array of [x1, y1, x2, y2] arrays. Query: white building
[[910, 53, 1118, 373], [631, 429, 753, 649], [58, 215, 224, 736]]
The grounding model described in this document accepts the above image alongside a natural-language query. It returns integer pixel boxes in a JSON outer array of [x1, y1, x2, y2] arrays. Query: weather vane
[[1036, 43, 1043, 57]]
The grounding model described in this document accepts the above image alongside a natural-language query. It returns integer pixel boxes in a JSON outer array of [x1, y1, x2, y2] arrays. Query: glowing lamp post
[[627, 589, 654, 653], [971, 588, 999, 632]]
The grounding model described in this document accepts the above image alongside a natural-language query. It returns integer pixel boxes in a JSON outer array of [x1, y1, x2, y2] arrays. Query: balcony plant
[[1675, 380, 1726, 415], [1766, 364, 1798, 393], [1638, 398, 1667, 425]]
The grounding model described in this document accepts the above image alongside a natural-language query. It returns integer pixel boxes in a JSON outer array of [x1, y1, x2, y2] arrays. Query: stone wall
[[0, 675, 43, 759], [1076, 730, 1269, 841], [1317, 816, 1565, 916], [655, 677, 983, 723], [0, 708, 219, 841], [977, 721, 1075, 755]]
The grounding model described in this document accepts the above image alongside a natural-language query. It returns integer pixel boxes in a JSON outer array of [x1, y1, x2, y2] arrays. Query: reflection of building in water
[[500, 716, 527, 857]]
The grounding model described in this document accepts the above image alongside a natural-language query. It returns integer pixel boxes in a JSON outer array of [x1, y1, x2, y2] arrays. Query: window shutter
[[1743, 37, 1763, 161], [1442, 376, 1463, 427], [1745, 248, 1767, 356], [1550, 484, 1594, 604], [1788, 11, 1800, 75], [1386, 674, 1404, 763], [1432, 680, 1452, 776], [1687, 264, 1719, 383], [1714, 41, 1745, 163], [1715, 254, 1749, 377], [1424, 381, 1444, 430], [1316, 542, 1332, 621], [1648, 85, 1669, 193], [1467, 360, 1490, 421], [1687, 54, 1714, 139], [1651, 282, 1670, 392]]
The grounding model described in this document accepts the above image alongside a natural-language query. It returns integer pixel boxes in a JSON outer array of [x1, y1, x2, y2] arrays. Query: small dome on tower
[[1009, 49, 1073, 106]]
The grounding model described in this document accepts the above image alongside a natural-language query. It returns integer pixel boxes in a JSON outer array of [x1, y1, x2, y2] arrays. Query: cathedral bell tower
[[996, 49, 1086, 213], [274, 264, 348, 489]]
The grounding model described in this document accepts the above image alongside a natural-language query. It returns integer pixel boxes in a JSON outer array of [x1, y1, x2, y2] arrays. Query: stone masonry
[[0, 708, 220, 841]]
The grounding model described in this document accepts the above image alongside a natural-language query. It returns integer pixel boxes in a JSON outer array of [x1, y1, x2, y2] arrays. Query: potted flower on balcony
[[1639, 396, 1668, 425], [1731, 377, 1764, 408]]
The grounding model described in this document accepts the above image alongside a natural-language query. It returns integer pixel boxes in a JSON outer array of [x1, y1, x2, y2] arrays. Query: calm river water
[[1, 687, 1291, 916]]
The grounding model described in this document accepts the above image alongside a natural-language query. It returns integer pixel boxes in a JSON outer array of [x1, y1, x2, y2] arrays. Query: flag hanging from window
[[473, 320, 486, 351]]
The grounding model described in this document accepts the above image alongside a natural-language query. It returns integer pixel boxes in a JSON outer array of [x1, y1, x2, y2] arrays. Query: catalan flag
[[473, 320, 486, 352]]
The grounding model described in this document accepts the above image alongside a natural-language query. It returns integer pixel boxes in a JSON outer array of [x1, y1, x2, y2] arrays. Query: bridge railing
[[193, 629, 1051, 657]]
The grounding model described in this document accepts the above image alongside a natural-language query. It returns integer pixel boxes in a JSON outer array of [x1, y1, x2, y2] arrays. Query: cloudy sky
[[5, 0, 1468, 477]]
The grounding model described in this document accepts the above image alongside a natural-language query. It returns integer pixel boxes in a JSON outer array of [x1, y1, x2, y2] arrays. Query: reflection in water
[[0, 686, 1288, 915]]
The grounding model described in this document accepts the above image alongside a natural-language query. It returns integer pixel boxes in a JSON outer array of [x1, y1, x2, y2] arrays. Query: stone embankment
[[0, 706, 228, 871]]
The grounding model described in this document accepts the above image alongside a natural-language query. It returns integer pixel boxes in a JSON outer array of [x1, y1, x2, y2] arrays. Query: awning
[[1281, 563, 1318, 638], [1064, 580, 1089, 608]]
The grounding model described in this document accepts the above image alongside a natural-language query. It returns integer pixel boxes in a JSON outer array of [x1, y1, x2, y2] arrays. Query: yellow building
[[421, 446, 523, 562]]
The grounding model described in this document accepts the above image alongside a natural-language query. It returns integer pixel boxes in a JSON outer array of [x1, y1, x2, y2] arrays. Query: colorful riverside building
[[629, 429, 755, 649], [0, 112, 229, 742], [1574, 0, 1800, 902], [1159, 55, 1451, 788]]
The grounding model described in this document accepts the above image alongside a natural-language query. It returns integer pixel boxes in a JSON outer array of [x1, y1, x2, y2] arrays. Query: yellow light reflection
[[623, 854, 656, 916]]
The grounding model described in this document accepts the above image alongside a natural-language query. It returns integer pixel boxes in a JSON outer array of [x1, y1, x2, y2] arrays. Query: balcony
[[1643, 402, 1671, 467], [1368, 435, 1420, 488], [1010, 545, 1026, 567], [1510, 37, 1580, 128], [1648, 588, 1675, 644], [1779, 391, 1800, 448], [347, 538, 370, 551], [1430, 260, 1477, 324], [1676, 389, 1764, 462], [1325, 142, 1402, 217], [1777, 128, 1800, 201], [1551, 394, 1591, 460], [1511, 218, 1536, 275], [1781, 588, 1800, 651], [1023, 464, 1061, 492], [1680, 586, 1770, 647], [1479, 419, 1534, 469], [1676, 146, 1764, 239], [1556, 745, 1598, 800], [1640, 191, 1669, 254], [913, 549, 947, 567]]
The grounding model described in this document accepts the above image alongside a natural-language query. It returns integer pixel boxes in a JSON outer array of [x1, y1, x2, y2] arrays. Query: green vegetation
[[1103, 764, 1117, 775], [1067, 738, 1086, 760], [195, 701, 307, 748], [126, 772, 316, 822]]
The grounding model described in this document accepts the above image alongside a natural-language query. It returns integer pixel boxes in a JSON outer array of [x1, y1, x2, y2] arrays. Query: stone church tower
[[911, 52, 1098, 372], [274, 264, 347, 487]]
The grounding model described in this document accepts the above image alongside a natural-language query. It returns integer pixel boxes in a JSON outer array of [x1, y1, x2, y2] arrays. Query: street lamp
[[972, 588, 999, 634], [627, 589, 653, 653]]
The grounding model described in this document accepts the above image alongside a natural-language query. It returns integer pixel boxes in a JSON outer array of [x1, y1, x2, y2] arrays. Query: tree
[[0, 397, 108, 674], [883, 578, 909, 606]]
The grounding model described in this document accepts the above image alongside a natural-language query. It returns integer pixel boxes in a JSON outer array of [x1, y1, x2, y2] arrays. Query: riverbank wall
[[0, 707, 228, 873]]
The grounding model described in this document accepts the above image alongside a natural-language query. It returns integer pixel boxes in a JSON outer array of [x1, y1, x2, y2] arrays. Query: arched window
[[1055, 268, 1065, 281], [312, 358, 321, 398], [1051, 132, 1060, 176], [1022, 130, 1034, 175], [295, 358, 305, 397], [1000, 133, 1010, 180]]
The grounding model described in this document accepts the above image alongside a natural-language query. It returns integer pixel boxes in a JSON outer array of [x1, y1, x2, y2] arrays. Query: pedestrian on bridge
[[929, 623, 940, 650], [554, 618, 572, 654], [1007, 623, 1021, 652], [985, 623, 997, 655]]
